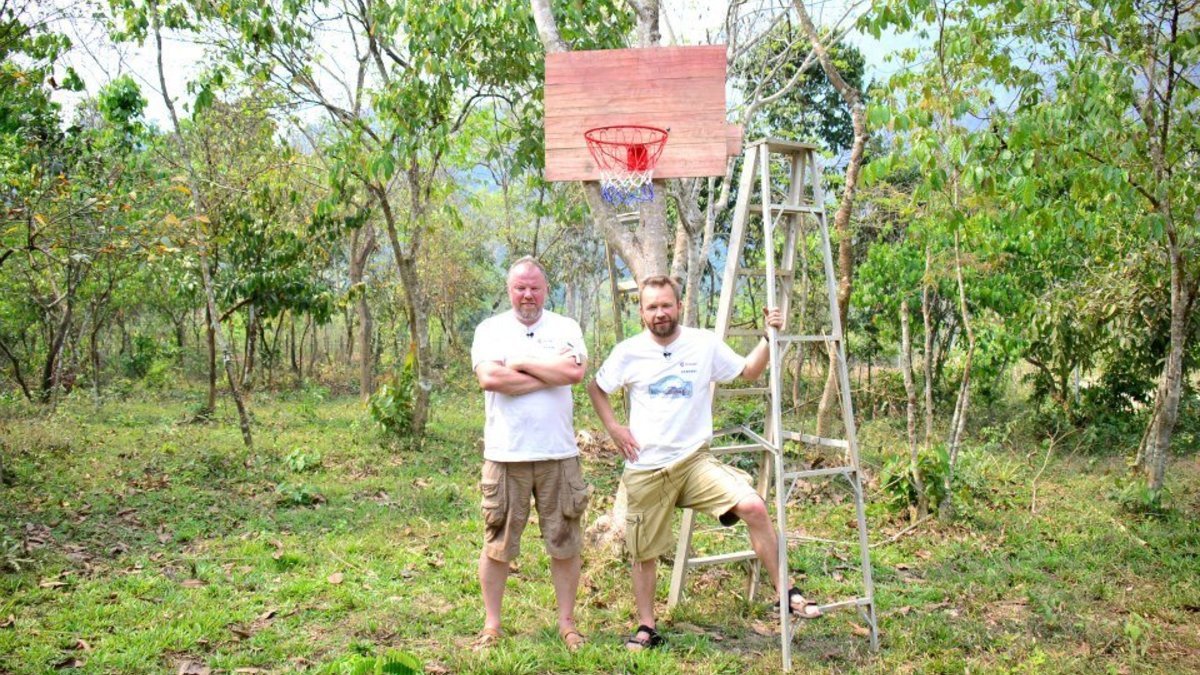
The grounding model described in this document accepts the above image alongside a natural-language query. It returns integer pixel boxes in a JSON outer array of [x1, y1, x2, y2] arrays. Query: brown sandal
[[559, 627, 585, 652], [471, 626, 503, 651]]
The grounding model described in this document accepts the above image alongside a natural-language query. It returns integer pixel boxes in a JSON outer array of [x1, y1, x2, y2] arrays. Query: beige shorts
[[480, 457, 590, 562], [622, 449, 760, 562]]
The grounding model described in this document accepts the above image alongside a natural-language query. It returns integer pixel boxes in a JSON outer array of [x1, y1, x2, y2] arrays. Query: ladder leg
[[668, 507, 697, 608]]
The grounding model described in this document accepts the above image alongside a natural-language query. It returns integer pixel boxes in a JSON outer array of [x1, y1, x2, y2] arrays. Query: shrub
[[327, 649, 421, 675], [122, 335, 159, 379], [367, 350, 416, 437], [285, 447, 322, 473], [880, 444, 951, 514]]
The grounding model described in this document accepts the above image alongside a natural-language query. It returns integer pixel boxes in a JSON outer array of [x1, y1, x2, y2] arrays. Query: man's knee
[[732, 496, 769, 525]]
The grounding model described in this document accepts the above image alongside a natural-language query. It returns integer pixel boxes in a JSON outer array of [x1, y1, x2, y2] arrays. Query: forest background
[[1, 0, 1197, 673]]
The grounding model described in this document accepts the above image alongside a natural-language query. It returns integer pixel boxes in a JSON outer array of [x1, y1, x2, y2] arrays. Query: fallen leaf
[[180, 579, 206, 588], [327, 572, 344, 584], [71, 639, 92, 652], [897, 605, 913, 616], [39, 580, 68, 589], [424, 664, 451, 675], [750, 620, 776, 636], [269, 540, 285, 560], [229, 625, 254, 640], [53, 656, 85, 669], [0, 615, 14, 628], [233, 669, 265, 674], [176, 660, 210, 675], [256, 609, 277, 623], [850, 622, 872, 637], [915, 549, 932, 559]]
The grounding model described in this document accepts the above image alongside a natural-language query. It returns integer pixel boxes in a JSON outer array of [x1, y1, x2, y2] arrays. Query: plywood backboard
[[544, 45, 742, 182]]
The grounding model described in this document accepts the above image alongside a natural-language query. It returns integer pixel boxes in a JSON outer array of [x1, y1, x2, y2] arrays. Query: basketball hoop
[[584, 125, 668, 206]]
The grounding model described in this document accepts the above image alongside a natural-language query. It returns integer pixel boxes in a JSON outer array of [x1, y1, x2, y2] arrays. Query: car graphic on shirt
[[649, 375, 693, 399]]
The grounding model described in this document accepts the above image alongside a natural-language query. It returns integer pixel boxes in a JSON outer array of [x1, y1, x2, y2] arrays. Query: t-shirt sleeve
[[562, 318, 588, 361], [592, 345, 626, 394], [471, 320, 503, 370], [711, 335, 748, 383]]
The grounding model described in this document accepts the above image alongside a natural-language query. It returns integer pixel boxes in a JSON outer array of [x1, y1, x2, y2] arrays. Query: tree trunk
[[793, 0, 867, 438], [205, 305, 217, 415], [152, 4, 252, 446], [900, 298, 928, 520], [940, 233, 974, 521], [242, 304, 257, 390], [1136, 238, 1195, 493], [39, 301, 72, 403], [378, 174, 433, 438], [290, 312, 299, 376], [349, 223, 376, 399], [0, 337, 32, 402], [922, 244, 935, 447], [90, 317, 103, 402]]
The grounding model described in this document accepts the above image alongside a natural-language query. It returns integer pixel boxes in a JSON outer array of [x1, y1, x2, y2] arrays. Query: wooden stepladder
[[667, 138, 878, 671]]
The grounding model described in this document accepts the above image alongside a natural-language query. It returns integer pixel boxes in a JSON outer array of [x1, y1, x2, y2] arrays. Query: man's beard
[[515, 303, 542, 324], [648, 316, 678, 339]]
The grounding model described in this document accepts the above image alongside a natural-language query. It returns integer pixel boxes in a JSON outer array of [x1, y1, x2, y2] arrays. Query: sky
[[46, 0, 913, 129]]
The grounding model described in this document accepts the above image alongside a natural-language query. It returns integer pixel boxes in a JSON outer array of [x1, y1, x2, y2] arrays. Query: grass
[[1, 383, 1198, 673]]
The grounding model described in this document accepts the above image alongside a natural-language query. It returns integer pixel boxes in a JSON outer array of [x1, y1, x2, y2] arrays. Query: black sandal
[[625, 624, 665, 651], [785, 586, 823, 619]]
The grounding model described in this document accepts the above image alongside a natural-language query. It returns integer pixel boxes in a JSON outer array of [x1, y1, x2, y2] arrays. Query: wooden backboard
[[544, 45, 742, 182]]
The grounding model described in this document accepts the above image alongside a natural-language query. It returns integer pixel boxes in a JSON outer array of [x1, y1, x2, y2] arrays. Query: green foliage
[[328, 649, 422, 675], [731, 28, 867, 153], [274, 481, 324, 506], [284, 446, 322, 473], [880, 445, 950, 513], [122, 336, 160, 379], [1112, 478, 1170, 518], [367, 351, 417, 437]]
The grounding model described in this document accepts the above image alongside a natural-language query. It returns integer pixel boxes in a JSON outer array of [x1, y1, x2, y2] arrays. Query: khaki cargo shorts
[[480, 457, 590, 562], [622, 449, 759, 562]]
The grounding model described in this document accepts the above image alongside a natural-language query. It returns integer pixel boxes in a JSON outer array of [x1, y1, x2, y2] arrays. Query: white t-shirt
[[594, 327, 746, 470], [471, 309, 587, 462]]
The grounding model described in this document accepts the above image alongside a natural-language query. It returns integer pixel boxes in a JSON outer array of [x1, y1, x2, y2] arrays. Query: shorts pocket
[[624, 513, 644, 560], [480, 477, 506, 527], [561, 460, 591, 519]]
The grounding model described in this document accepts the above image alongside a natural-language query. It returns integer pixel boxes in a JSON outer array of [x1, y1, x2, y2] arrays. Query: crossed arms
[[475, 350, 586, 396]]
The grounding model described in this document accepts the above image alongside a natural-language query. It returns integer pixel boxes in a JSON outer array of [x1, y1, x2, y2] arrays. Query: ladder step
[[724, 330, 841, 342], [736, 267, 795, 278], [775, 334, 839, 343], [714, 387, 768, 398], [686, 550, 758, 568], [750, 138, 820, 153], [725, 328, 768, 337], [781, 597, 873, 624], [780, 431, 849, 449], [710, 443, 769, 456], [749, 203, 824, 216], [785, 466, 857, 480]]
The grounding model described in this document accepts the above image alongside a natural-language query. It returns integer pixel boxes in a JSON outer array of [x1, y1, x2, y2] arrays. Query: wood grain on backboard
[[544, 45, 742, 182]]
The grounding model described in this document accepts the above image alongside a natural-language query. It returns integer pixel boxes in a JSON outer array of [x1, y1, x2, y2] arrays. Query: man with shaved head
[[470, 256, 590, 652]]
